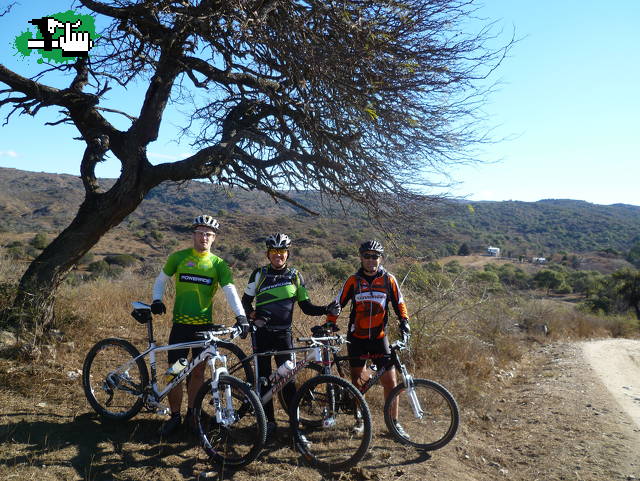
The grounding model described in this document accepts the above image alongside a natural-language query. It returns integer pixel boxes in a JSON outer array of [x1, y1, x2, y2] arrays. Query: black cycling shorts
[[347, 336, 391, 369], [167, 322, 213, 364]]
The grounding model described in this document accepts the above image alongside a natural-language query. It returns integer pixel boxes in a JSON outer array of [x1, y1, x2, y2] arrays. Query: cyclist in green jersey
[[151, 215, 249, 436], [242, 233, 340, 442]]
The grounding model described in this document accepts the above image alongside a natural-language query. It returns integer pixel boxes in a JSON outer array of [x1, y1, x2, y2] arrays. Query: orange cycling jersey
[[326, 267, 408, 340]]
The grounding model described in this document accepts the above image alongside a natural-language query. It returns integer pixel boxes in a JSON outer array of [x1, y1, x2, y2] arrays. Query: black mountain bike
[[292, 323, 460, 451], [197, 325, 373, 472]]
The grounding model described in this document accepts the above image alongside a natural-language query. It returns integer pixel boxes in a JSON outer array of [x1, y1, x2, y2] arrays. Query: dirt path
[[582, 339, 640, 429], [2, 339, 640, 480]]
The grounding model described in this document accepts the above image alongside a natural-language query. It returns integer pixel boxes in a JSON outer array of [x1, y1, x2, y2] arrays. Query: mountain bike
[[196, 325, 373, 472], [81, 301, 266, 469], [293, 323, 460, 451]]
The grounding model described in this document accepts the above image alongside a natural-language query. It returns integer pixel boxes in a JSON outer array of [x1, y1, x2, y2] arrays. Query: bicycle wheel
[[277, 362, 323, 421], [383, 378, 459, 450], [290, 375, 372, 472], [82, 338, 148, 421], [216, 341, 254, 385], [194, 375, 266, 469]]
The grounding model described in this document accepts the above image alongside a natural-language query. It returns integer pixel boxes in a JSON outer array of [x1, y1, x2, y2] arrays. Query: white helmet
[[192, 215, 219, 231], [265, 233, 291, 249]]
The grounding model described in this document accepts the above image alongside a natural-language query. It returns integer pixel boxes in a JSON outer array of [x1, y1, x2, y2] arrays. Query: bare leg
[[187, 362, 206, 409], [380, 367, 398, 419]]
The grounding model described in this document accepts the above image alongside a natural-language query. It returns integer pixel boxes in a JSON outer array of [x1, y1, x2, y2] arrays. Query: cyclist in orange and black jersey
[[326, 240, 411, 437]]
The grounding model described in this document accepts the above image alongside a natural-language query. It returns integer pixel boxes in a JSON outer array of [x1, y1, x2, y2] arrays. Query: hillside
[[1, 167, 639, 269]]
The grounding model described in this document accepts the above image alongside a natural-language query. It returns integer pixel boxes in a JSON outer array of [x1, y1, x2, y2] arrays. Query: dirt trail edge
[[582, 339, 640, 429]]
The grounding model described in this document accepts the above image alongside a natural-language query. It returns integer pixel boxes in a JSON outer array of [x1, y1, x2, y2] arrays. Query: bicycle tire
[[82, 338, 149, 421], [383, 378, 459, 451], [216, 341, 254, 385], [194, 375, 266, 469], [290, 374, 372, 472]]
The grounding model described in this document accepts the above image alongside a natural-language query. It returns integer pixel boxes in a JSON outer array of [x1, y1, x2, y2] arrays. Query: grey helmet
[[192, 215, 219, 231], [359, 239, 384, 254], [265, 233, 292, 249]]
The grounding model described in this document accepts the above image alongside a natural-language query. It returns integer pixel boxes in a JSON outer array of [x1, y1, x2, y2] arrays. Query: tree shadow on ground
[[0, 411, 205, 480]]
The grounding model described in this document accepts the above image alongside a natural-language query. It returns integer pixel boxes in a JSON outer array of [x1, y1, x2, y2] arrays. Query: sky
[[0, 1, 639, 206]]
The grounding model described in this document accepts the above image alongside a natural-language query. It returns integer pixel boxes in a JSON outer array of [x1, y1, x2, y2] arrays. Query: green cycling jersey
[[162, 248, 234, 325]]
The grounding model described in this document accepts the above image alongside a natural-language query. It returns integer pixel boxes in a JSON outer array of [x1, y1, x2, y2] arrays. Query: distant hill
[[1, 167, 639, 270]]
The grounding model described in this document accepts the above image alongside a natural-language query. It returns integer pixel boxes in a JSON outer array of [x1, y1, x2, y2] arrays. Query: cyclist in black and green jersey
[[151, 215, 249, 436], [242, 233, 340, 441]]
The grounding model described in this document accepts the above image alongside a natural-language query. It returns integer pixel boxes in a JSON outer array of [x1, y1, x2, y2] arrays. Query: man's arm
[[325, 276, 355, 323], [151, 271, 170, 314], [222, 283, 245, 317]]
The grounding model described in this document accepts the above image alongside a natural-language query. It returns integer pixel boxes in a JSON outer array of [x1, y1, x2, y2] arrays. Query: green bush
[[88, 260, 124, 279], [104, 254, 137, 267], [323, 259, 355, 281], [88, 260, 110, 273], [30, 233, 48, 249], [6, 245, 26, 259], [331, 245, 353, 260]]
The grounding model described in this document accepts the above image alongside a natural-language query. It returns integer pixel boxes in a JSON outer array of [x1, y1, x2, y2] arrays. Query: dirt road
[[583, 339, 640, 430]]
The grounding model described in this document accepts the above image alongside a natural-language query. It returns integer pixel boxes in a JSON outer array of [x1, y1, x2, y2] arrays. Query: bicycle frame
[[243, 336, 340, 406], [329, 339, 425, 420], [109, 305, 236, 416]]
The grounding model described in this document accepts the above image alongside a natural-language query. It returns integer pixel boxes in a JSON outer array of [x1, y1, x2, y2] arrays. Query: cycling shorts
[[167, 322, 214, 364], [347, 335, 391, 369]]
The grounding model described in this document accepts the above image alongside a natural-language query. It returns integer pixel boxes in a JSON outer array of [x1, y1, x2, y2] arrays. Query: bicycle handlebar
[[391, 333, 410, 351]]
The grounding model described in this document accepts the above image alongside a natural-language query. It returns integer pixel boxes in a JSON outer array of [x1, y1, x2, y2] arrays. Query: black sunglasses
[[361, 253, 381, 260]]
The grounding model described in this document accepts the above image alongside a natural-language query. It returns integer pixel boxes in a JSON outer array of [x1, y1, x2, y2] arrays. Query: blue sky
[[1, 1, 639, 206]]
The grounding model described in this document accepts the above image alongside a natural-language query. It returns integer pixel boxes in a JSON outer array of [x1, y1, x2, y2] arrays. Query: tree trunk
[[7, 176, 153, 335]]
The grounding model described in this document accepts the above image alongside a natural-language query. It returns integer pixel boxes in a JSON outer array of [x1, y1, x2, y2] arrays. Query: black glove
[[399, 319, 411, 335], [326, 299, 341, 316], [151, 300, 166, 315], [234, 315, 250, 339]]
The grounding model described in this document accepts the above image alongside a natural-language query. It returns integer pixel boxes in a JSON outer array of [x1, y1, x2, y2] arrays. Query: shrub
[[104, 254, 137, 267], [88, 260, 110, 273], [331, 245, 353, 260], [30, 233, 48, 249], [457, 243, 470, 256], [323, 259, 355, 281], [6, 245, 27, 259]]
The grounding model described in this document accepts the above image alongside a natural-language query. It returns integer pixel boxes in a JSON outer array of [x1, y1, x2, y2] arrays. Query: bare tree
[[0, 0, 509, 334]]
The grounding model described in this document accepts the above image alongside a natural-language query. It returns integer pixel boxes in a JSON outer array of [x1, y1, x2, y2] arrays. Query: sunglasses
[[361, 253, 381, 260], [268, 248, 288, 255], [194, 230, 216, 238]]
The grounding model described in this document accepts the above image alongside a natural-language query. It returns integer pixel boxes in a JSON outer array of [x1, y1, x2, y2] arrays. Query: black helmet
[[265, 233, 292, 249], [359, 240, 384, 254], [192, 215, 219, 231]]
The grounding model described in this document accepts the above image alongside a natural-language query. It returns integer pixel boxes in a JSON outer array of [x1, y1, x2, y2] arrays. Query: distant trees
[[627, 241, 640, 268], [533, 270, 564, 294], [457, 243, 471, 256], [0, 0, 510, 333], [612, 269, 640, 320]]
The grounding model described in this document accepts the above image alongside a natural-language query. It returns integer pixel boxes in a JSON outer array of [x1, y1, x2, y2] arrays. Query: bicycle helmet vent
[[265, 233, 292, 249], [359, 239, 384, 254], [192, 215, 219, 231]]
